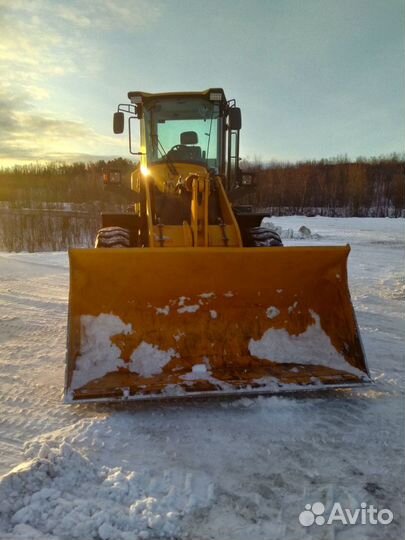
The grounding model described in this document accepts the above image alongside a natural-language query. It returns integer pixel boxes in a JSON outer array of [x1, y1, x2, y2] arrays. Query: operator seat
[[167, 131, 202, 161]]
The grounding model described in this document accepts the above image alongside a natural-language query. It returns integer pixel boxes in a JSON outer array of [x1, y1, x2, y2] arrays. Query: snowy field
[[0, 217, 404, 540]]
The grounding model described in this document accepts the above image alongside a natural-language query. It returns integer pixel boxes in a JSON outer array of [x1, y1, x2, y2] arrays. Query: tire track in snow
[[0, 253, 93, 475]]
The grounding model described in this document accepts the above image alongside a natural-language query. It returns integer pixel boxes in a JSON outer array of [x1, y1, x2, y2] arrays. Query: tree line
[[0, 155, 404, 216], [0, 158, 136, 205], [0, 159, 134, 251], [241, 154, 404, 217]]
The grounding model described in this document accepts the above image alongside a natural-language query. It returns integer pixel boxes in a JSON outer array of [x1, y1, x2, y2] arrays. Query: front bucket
[[65, 246, 370, 402]]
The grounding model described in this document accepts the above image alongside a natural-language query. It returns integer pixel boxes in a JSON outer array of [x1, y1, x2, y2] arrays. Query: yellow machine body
[[134, 163, 243, 249], [66, 245, 370, 402], [65, 89, 370, 402]]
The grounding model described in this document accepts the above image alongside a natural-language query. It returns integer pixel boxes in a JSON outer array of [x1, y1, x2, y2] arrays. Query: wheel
[[248, 226, 283, 247], [95, 226, 131, 248]]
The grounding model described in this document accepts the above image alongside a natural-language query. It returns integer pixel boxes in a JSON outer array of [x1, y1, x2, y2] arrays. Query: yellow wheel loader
[[65, 88, 370, 402]]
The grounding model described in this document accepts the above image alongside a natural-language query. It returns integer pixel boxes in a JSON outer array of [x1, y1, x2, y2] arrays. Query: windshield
[[143, 98, 222, 171]]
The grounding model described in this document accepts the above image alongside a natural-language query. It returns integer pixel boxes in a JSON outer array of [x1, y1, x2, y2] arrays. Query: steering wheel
[[168, 144, 187, 154]]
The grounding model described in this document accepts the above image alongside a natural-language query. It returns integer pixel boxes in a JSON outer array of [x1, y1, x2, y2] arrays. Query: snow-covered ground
[[0, 217, 404, 540]]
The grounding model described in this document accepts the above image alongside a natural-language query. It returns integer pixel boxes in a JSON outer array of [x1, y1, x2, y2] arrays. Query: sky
[[0, 0, 404, 167]]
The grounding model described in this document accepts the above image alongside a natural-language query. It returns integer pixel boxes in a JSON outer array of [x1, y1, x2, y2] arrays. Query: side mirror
[[113, 112, 125, 134], [228, 107, 242, 130]]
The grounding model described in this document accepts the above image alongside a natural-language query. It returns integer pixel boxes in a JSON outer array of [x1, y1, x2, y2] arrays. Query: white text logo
[[299, 501, 393, 527]]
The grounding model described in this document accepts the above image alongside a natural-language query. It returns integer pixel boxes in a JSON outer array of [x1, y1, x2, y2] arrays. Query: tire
[[95, 226, 131, 248], [248, 226, 283, 247]]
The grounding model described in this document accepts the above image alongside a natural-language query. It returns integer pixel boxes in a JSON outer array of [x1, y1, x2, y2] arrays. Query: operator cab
[[143, 97, 223, 172], [114, 88, 242, 191]]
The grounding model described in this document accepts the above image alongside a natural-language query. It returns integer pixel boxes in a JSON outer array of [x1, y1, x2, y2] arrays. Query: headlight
[[209, 92, 223, 101], [140, 165, 150, 177]]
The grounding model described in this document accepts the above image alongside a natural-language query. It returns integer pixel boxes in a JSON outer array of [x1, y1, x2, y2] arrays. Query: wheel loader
[[65, 88, 370, 402]]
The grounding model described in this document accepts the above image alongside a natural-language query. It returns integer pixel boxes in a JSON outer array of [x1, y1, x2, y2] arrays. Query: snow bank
[[0, 434, 214, 540], [262, 219, 321, 240], [249, 310, 365, 377]]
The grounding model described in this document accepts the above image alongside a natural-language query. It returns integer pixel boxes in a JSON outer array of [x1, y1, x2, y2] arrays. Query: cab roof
[[128, 88, 226, 103]]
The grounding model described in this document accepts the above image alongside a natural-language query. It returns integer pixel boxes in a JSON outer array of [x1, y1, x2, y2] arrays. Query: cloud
[[1, 0, 160, 35], [0, 4, 93, 79], [55, 6, 92, 28], [0, 83, 125, 163], [0, 0, 156, 164]]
